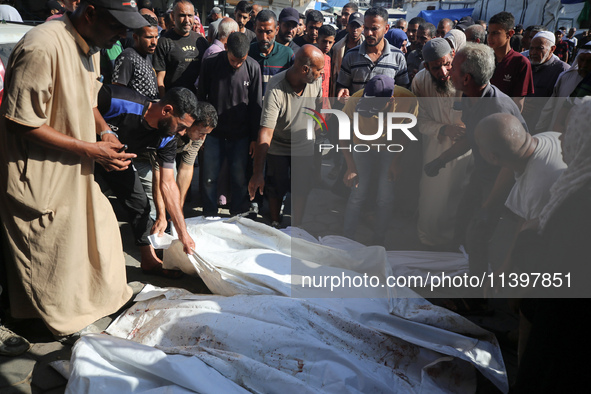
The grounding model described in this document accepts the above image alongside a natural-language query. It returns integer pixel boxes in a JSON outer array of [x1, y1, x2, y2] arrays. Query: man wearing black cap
[[340, 74, 418, 245], [0, 0, 148, 338], [207, 6, 223, 43], [276, 7, 301, 54], [330, 11, 364, 96]]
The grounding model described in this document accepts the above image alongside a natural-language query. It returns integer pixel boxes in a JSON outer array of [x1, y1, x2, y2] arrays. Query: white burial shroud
[[66, 217, 507, 393]]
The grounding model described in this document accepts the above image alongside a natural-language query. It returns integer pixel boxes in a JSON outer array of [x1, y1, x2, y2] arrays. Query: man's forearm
[[93, 107, 112, 135], [438, 137, 471, 164], [253, 143, 269, 176], [483, 166, 515, 210], [160, 171, 190, 237], [513, 96, 525, 113], [176, 162, 194, 209], [152, 166, 166, 221], [253, 126, 274, 175], [156, 71, 166, 99]]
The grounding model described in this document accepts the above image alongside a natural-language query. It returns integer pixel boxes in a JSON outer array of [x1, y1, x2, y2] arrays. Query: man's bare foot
[[140, 245, 184, 279]]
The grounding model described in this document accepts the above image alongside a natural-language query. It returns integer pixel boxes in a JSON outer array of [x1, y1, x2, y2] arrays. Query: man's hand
[[248, 173, 265, 200], [343, 168, 359, 188], [424, 157, 446, 177], [93, 141, 136, 171], [178, 232, 195, 255], [99, 131, 121, 145], [439, 125, 466, 143], [151, 217, 168, 237], [337, 88, 350, 104]]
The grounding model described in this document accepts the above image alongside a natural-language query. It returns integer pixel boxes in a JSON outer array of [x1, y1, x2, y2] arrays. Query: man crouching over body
[[97, 84, 216, 278]]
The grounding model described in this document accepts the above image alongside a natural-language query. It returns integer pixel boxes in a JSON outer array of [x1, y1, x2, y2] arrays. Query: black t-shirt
[[292, 35, 313, 47], [197, 51, 262, 140], [97, 84, 177, 165], [335, 29, 347, 43], [152, 30, 208, 92], [243, 28, 257, 43], [112, 47, 159, 100]]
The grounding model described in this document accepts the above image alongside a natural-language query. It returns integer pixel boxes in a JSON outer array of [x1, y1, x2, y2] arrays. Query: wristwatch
[[100, 130, 118, 138]]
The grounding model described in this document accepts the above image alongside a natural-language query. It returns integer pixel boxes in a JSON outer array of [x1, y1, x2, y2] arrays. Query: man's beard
[[305, 69, 317, 84], [278, 31, 292, 43], [365, 36, 383, 47], [259, 39, 275, 52], [530, 52, 550, 66], [430, 72, 453, 94], [158, 117, 175, 136]]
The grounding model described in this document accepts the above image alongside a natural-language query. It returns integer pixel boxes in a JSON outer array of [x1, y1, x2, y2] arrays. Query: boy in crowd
[[317, 25, 336, 97], [487, 11, 534, 110]]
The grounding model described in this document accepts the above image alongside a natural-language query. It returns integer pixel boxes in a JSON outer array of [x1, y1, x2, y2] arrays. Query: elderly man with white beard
[[411, 38, 473, 248], [522, 31, 570, 131]]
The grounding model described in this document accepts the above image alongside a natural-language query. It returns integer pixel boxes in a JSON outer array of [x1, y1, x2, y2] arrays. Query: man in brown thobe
[[0, 0, 149, 337]]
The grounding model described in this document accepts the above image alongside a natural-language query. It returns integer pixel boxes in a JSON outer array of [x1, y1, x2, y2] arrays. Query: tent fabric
[[66, 218, 508, 393], [417, 9, 475, 26]]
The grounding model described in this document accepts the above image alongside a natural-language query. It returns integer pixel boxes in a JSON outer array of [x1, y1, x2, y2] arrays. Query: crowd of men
[[1, 0, 590, 389]]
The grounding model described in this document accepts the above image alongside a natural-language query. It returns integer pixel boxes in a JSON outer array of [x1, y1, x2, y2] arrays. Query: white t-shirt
[[0, 5, 22, 22], [505, 132, 567, 220]]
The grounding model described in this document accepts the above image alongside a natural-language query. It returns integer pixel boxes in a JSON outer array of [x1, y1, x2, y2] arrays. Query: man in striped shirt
[[336, 6, 409, 99], [248, 9, 294, 95]]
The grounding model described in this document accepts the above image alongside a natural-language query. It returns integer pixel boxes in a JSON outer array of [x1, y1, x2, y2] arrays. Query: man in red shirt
[[487, 11, 534, 111]]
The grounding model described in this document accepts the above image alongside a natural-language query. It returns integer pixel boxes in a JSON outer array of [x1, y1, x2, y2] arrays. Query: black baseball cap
[[348, 12, 364, 27], [455, 16, 474, 32], [89, 0, 150, 29], [47, 0, 65, 13], [279, 7, 299, 24], [356, 75, 395, 117]]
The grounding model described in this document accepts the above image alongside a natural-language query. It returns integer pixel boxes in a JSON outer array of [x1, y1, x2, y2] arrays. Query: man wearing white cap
[[522, 31, 570, 130], [528, 31, 570, 97], [0, 0, 148, 338], [535, 42, 591, 133], [411, 38, 472, 248]]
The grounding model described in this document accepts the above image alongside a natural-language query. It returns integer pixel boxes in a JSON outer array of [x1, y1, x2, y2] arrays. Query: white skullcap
[[533, 31, 556, 45]]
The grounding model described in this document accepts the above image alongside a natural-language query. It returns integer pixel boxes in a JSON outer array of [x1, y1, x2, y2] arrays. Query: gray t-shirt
[[260, 70, 322, 156]]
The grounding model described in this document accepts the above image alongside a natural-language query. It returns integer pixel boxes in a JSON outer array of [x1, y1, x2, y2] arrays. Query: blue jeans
[[343, 150, 396, 244], [202, 135, 250, 216]]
